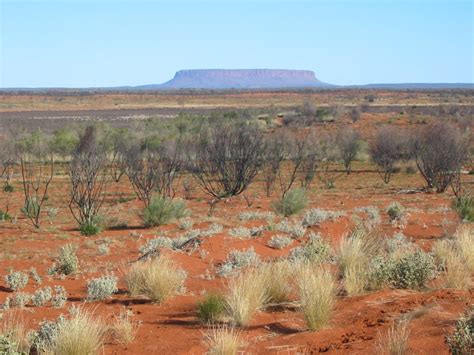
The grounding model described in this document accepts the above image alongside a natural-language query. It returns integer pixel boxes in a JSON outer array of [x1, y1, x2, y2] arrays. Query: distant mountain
[[136, 69, 334, 89]]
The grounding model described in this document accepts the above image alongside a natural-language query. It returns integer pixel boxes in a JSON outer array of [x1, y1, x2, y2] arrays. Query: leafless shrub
[[350, 106, 361, 122], [336, 127, 361, 175], [188, 122, 264, 201], [103, 127, 130, 183], [413, 122, 468, 193], [262, 131, 290, 197], [69, 126, 107, 228], [125, 136, 183, 205], [16, 131, 54, 228], [317, 132, 343, 188], [370, 127, 411, 183]]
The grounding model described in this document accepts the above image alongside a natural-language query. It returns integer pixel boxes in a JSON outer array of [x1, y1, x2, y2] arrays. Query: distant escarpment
[[139, 69, 332, 89]]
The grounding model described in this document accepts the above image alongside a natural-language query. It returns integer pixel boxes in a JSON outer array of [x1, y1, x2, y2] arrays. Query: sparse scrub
[[455, 226, 474, 272], [48, 244, 78, 275], [445, 307, 473, 355], [302, 208, 345, 227], [272, 188, 307, 216], [288, 232, 331, 264], [124, 256, 186, 304], [86, 274, 118, 301], [225, 268, 268, 327], [51, 286, 68, 308], [296, 263, 336, 331], [141, 195, 189, 227], [238, 211, 274, 222], [4, 270, 29, 291], [32, 286, 52, 307], [216, 247, 260, 277], [390, 250, 435, 289], [274, 219, 306, 238], [267, 235, 293, 249], [386, 202, 406, 224]]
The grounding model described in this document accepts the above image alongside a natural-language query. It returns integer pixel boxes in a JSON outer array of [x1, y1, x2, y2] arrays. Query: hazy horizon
[[1, 0, 473, 88]]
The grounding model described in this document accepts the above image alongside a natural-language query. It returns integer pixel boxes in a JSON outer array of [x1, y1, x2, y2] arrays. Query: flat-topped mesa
[[158, 69, 330, 89]]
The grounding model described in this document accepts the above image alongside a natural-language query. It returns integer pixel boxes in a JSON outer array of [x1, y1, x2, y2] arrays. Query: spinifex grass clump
[[141, 195, 189, 227], [272, 188, 307, 217]]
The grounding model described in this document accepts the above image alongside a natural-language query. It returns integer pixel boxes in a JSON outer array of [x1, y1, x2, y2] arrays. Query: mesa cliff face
[[155, 69, 330, 89]]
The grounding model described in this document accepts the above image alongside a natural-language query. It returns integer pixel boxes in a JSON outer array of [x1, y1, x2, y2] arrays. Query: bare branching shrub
[[103, 127, 129, 183], [316, 132, 343, 188], [413, 122, 468, 193], [262, 131, 290, 197], [16, 131, 54, 228], [188, 122, 264, 200], [336, 127, 361, 174], [350, 106, 361, 123], [69, 126, 107, 234], [370, 127, 410, 183]]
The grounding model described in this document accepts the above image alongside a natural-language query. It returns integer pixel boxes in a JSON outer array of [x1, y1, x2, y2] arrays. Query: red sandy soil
[[0, 166, 472, 354]]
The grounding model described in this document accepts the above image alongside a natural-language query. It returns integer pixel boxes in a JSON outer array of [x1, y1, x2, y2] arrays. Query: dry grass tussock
[[124, 255, 186, 304], [225, 268, 269, 327], [376, 319, 411, 355], [0, 310, 30, 353], [204, 326, 246, 355], [295, 262, 336, 331]]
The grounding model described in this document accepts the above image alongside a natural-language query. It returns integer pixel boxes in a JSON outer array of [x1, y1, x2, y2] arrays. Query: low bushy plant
[[288, 233, 331, 263], [390, 250, 435, 289], [79, 220, 102, 236], [216, 248, 260, 277], [4, 271, 29, 291], [267, 235, 293, 249], [87, 274, 118, 301], [302, 208, 345, 227], [32, 287, 52, 307], [141, 195, 189, 227], [48, 244, 78, 275], [51, 286, 68, 308], [445, 307, 473, 355]]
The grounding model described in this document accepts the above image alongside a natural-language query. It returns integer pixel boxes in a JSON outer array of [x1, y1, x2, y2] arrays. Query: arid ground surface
[[0, 90, 472, 354]]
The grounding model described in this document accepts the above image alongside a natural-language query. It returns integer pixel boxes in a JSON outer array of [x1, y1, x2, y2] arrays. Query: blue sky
[[0, 0, 472, 87]]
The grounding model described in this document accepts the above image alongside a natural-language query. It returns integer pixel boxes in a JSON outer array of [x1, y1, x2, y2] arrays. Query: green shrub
[[3, 184, 14, 193], [453, 195, 474, 222], [21, 197, 40, 219], [79, 220, 102, 236], [390, 250, 435, 289], [0, 210, 11, 221], [142, 195, 189, 227], [386, 202, 405, 222], [445, 307, 473, 355], [197, 293, 226, 323], [272, 188, 307, 217]]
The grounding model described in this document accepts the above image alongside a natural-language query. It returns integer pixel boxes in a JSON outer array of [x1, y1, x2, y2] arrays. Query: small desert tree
[[316, 132, 343, 188], [0, 135, 17, 216], [188, 122, 264, 211], [262, 131, 291, 197], [69, 126, 107, 234], [413, 122, 468, 193], [125, 135, 183, 206], [50, 128, 79, 162], [336, 127, 361, 175], [370, 126, 409, 183], [102, 127, 130, 183], [16, 130, 54, 228]]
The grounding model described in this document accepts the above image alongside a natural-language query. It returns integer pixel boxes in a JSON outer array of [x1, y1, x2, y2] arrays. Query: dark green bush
[[453, 195, 474, 222], [196, 293, 226, 323], [79, 220, 102, 236]]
